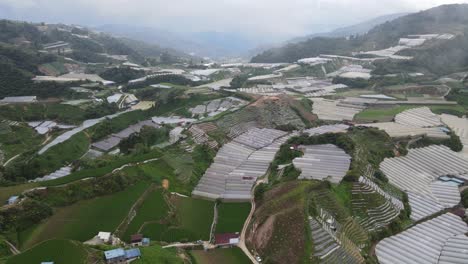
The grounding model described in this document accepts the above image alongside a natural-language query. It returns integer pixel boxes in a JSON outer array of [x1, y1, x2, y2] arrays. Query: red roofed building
[[130, 234, 143, 247], [214, 233, 239, 247]]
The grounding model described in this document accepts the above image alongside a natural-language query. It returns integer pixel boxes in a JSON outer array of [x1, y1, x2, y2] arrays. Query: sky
[[1, 0, 468, 40]]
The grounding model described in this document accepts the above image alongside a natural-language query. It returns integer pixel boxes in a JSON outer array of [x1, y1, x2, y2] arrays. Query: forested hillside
[[252, 4, 468, 65]]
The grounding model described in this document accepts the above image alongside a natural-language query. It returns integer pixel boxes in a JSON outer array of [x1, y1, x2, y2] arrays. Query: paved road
[[4, 240, 20, 255], [238, 179, 266, 264]]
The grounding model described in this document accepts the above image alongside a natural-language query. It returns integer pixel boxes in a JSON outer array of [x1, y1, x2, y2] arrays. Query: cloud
[[1, 0, 468, 39]]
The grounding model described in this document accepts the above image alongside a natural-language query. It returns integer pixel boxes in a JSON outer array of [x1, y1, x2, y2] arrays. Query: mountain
[[97, 24, 263, 59], [251, 4, 468, 64], [292, 13, 409, 42], [0, 19, 193, 97]]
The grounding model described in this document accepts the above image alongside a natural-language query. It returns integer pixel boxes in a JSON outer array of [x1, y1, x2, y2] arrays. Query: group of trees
[[119, 126, 170, 154], [99, 67, 146, 84]]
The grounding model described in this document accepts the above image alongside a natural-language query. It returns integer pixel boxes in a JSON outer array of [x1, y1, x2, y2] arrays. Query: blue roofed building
[[142, 237, 150, 246], [104, 248, 125, 264], [7, 196, 19, 205], [125, 248, 141, 260]]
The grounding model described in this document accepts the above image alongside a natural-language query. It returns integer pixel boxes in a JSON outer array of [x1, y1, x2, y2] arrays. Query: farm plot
[[0, 125, 44, 163], [133, 244, 183, 264], [215, 203, 251, 233], [380, 145, 468, 221], [20, 182, 148, 249], [142, 195, 214, 242], [375, 213, 468, 264], [122, 189, 169, 241], [190, 247, 251, 264], [355, 105, 465, 122], [189, 97, 248, 117], [6, 239, 89, 264], [293, 144, 351, 183], [311, 98, 369, 121], [192, 128, 289, 201]]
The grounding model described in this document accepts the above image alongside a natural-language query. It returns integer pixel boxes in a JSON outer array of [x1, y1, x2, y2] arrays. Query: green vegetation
[[133, 244, 183, 264], [25, 173, 146, 207], [462, 189, 468, 208], [0, 103, 87, 125], [99, 67, 145, 84], [8, 132, 89, 180], [20, 182, 148, 248], [0, 125, 44, 161], [6, 239, 88, 264], [119, 126, 170, 154], [122, 189, 169, 241], [215, 203, 251, 233], [409, 132, 463, 152], [142, 196, 214, 243], [247, 181, 313, 264], [190, 248, 251, 264]]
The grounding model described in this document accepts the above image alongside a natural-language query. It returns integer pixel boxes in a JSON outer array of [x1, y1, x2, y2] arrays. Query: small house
[[104, 248, 126, 264], [7, 196, 19, 205], [98, 232, 112, 244], [41, 262, 54, 264], [214, 233, 240, 247], [130, 234, 143, 247]]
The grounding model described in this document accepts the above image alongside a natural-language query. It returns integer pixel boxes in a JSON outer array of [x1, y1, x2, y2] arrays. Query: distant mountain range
[[251, 3, 468, 74], [96, 25, 261, 59], [291, 13, 410, 43]]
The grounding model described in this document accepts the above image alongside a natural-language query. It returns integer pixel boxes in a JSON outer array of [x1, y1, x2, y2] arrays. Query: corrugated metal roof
[[125, 248, 141, 259], [104, 248, 125, 260], [375, 213, 468, 264]]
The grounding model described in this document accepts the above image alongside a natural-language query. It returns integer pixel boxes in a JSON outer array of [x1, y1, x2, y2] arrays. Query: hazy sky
[[1, 0, 468, 39]]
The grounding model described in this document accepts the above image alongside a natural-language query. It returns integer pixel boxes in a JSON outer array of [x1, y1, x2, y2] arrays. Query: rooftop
[[104, 248, 125, 260]]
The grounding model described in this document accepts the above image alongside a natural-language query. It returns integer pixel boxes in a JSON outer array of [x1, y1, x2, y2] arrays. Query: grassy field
[[133, 244, 183, 264], [142, 196, 214, 242], [122, 159, 190, 195], [6, 239, 88, 264], [0, 103, 87, 125], [354, 104, 466, 122], [32, 132, 89, 176], [0, 125, 44, 162], [40, 149, 163, 186], [215, 203, 251, 233], [122, 189, 169, 241], [20, 182, 148, 249], [190, 248, 251, 264]]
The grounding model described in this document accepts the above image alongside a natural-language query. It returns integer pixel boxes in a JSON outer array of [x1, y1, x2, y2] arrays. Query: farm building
[[104, 248, 141, 263], [92, 120, 160, 152], [192, 128, 289, 201], [33, 166, 73, 182], [375, 213, 468, 264], [394, 107, 442, 127], [104, 248, 126, 264], [27, 121, 76, 135], [380, 145, 468, 221], [151, 116, 196, 125], [0, 96, 37, 103], [293, 144, 351, 183], [107, 94, 123, 104], [303, 124, 349, 136], [6, 196, 19, 205], [311, 98, 372, 121], [42, 41, 70, 54], [130, 234, 143, 247], [98, 232, 112, 244], [360, 107, 449, 139], [360, 122, 449, 139], [214, 233, 240, 246]]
